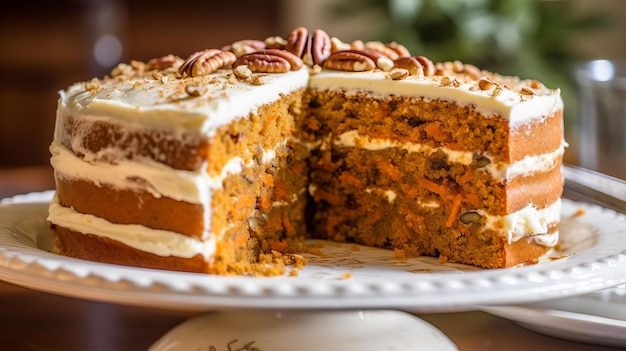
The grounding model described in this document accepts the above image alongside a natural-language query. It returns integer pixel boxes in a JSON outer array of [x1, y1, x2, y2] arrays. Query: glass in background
[[575, 60, 626, 179]]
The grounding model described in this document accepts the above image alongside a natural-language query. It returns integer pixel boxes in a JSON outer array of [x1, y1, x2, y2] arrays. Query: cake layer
[[299, 90, 563, 164]]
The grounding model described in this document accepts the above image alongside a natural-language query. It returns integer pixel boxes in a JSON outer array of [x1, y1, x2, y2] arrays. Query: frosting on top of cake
[[309, 70, 563, 126], [59, 66, 310, 137]]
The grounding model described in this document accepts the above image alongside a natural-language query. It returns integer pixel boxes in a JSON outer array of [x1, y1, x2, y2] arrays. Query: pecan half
[[349, 49, 394, 71], [230, 39, 266, 57], [285, 27, 308, 58], [264, 36, 287, 49], [386, 41, 411, 58], [146, 54, 176, 70], [365, 41, 399, 60], [393, 55, 435, 77], [257, 49, 303, 70], [323, 50, 376, 72], [310, 29, 332, 66], [415, 56, 435, 76], [233, 51, 292, 73], [393, 57, 424, 77], [179, 49, 237, 77]]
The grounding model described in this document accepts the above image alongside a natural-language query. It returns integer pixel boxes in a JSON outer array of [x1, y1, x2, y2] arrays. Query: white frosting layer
[[482, 198, 561, 245], [50, 142, 208, 204], [335, 130, 564, 180], [59, 67, 310, 137], [48, 195, 216, 259], [309, 70, 563, 126]]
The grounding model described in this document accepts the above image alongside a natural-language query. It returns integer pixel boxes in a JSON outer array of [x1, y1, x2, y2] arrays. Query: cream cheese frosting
[[58, 67, 310, 137], [334, 129, 565, 181], [309, 70, 563, 126]]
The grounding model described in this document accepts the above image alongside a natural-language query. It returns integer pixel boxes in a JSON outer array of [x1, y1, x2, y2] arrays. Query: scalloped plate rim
[[0, 191, 625, 312]]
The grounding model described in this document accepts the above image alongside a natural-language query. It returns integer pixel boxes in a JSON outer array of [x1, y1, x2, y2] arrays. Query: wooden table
[[0, 167, 621, 351]]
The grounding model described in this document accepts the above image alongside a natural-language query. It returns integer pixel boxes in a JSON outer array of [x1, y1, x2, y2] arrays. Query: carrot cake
[[48, 27, 564, 275]]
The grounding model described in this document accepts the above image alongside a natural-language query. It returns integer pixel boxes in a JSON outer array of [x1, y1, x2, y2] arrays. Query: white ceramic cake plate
[[148, 309, 459, 351], [1, 191, 625, 314], [481, 285, 626, 348]]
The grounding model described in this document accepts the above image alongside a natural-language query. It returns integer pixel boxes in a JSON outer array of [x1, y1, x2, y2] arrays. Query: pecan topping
[[323, 50, 376, 72], [264, 36, 287, 49], [415, 56, 435, 76], [309, 29, 332, 66], [285, 27, 308, 58], [233, 49, 302, 73], [463, 64, 482, 80], [230, 39, 266, 57], [185, 84, 207, 97], [478, 77, 494, 90], [386, 41, 411, 58], [394, 57, 424, 77], [393, 56, 435, 77], [365, 41, 399, 60], [146, 54, 177, 70], [179, 49, 237, 77], [330, 37, 351, 53], [351, 49, 394, 71], [350, 40, 365, 50], [233, 65, 252, 80], [389, 68, 409, 80]]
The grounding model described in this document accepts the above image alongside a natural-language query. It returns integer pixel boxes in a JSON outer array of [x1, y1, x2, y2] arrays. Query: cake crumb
[[572, 207, 586, 217]]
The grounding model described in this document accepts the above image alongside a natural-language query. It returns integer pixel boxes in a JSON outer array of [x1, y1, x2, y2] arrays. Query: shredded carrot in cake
[[377, 161, 402, 181], [424, 122, 448, 142], [418, 178, 446, 198], [338, 171, 362, 187], [446, 193, 463, 227]]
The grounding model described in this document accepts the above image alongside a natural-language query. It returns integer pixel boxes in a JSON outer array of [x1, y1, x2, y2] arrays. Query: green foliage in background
[[330, 0, 611, 125]]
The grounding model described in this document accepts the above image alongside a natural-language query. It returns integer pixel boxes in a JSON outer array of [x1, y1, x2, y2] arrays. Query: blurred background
[[1, 0, 624, 174]]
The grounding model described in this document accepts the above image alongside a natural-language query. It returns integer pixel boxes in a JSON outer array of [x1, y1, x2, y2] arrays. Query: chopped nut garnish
[[84, 78, 101, 91], [520, 87, 535, 95], [389, 68, 409, 80], [185, 84, 206, 97], [478, 77, 494, 90], [440, 76, 453, 86], [151, 71, 163, 80], [233, 65, 252, 80], [251, 74, 270, 85], [309, 64, 322, 75], [491, 86, 503, 97]]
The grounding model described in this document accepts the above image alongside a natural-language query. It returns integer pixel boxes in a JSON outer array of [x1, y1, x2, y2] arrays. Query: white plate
[[481, 285, 626, 348], [0, 191, 625, 313], [148, 310, 459, 351]]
